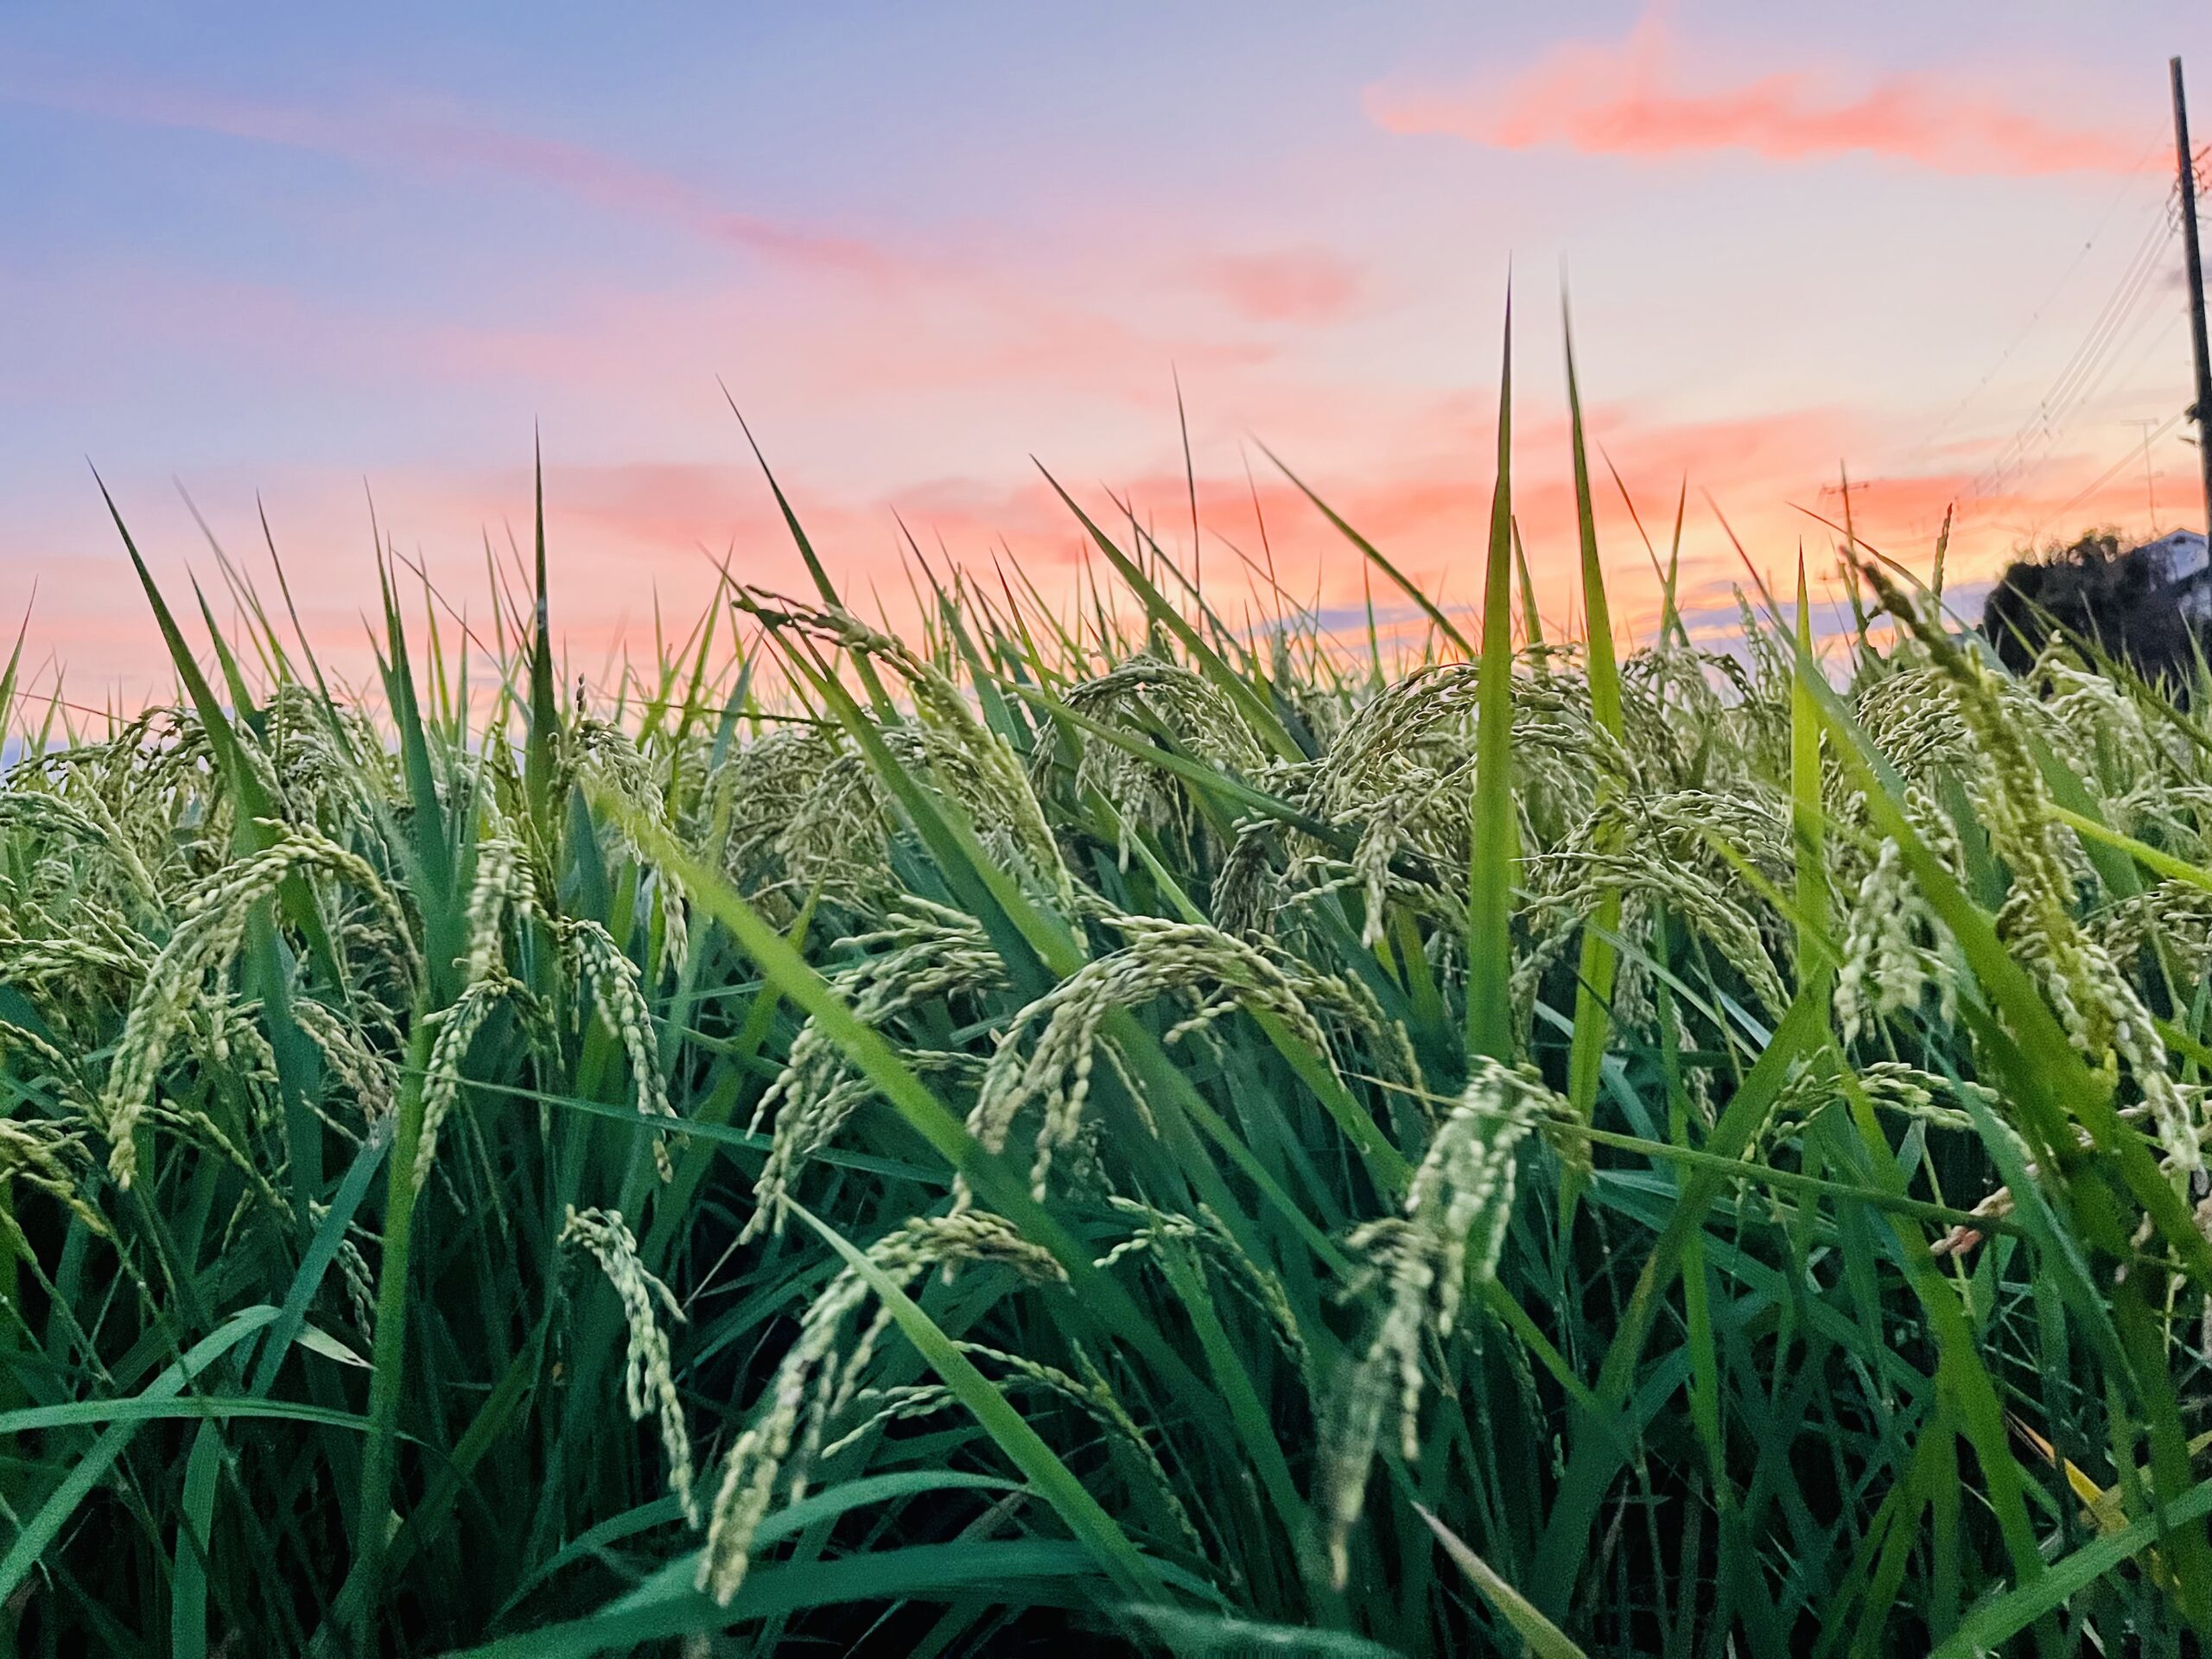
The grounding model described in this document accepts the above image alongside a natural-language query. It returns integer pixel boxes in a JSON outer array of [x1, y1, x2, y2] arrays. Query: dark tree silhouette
[[1980, 531, 2206, 688]]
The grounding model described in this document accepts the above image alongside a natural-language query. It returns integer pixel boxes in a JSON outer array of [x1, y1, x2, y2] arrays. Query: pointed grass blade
[[0, 1306, 281, 1604], [1035, 463, 1300, 760], [1416, 1504, 1588, 1659], [523, 437, 563, 842], [1256, 439, 1475, 660], [1563, 308, 1623, 1116], [1468, 292, 1518, 1062], [1791, 554, 1832, 1006], [96, 472, 341, 982]]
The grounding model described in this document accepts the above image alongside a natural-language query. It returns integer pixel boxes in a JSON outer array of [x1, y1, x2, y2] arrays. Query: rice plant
[[8, 326, 2212, 1656]]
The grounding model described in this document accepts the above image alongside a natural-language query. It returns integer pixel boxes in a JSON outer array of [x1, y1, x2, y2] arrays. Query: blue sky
[[3, 2, 2208, 696]]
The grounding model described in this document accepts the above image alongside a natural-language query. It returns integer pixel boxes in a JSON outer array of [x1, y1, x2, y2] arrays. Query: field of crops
[[8, 354, 2212, 1656]]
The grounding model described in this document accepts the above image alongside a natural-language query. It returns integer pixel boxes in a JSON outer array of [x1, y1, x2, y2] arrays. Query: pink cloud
[[1365, 10, 2148, 176], [5, 73, 1300, 416], [1193, 251, 1363, 323], [383, 122, 903, 281], [9, 78, 906, 283], [414, 276, 1277, 413]]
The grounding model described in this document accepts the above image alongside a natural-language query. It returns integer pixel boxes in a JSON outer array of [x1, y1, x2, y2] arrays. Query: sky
[[3, 1, 2211, 704]]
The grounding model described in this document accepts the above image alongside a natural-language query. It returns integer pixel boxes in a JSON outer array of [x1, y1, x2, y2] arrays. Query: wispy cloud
[[1192, 251, 1363, 324], [1364, 10, 2148, 176], [3, 70, 1302, 414], [390, 121, 904, 279], [5, 76, 906, 281]]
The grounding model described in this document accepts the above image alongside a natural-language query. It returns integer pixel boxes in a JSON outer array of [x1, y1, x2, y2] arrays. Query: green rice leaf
[[1467, 290, 1518, 1063], [0, 1305, 281, 1604], [1415, 1503, 1588, 1659]]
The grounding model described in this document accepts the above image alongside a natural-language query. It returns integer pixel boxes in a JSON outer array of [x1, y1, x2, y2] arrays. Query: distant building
[[1980, 527, 2211, 688], [2128, 529, 2212, 624]]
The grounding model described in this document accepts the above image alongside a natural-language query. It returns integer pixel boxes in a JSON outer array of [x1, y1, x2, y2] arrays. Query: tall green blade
[[1417, 1504, 1589, 1659], [1035, 464, 1300, 760], [96, 471, 341, 983], [1563, 308, 1623, 1117], [0, 594, 30, 748], [375, 553, 461, 990], [1467, 292, 1518, 1063], [721, 387, 898, 720], [1790, 554, 1832, 1005], [1257, 438, 1476, 660], [523, 437, 562, 842], [1511, 518, 1543, 646]]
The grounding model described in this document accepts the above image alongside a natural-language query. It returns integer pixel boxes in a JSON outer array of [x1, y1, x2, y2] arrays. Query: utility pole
[[2123, 417, 2163, 531], [1816, 478, 1876, 514], [2174, 57, 2212, 535]]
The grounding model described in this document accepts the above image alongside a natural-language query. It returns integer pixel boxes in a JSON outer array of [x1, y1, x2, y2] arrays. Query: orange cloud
[[1365, 11, 2148, 176], [17, 373, 2178, 704], [1193, 251, 1363, 323]]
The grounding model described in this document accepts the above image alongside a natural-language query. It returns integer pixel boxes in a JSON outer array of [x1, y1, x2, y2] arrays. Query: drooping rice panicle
[[1319, 1056, 1556, 1588], [559, 918, 682, 1181], [95, 824, 418, 1188], [694, 1211, 1066, 1605], [561, 1204, 699, 1525]]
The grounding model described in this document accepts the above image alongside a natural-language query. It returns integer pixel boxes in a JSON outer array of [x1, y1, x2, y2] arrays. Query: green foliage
[[8, 342, 2212, 1656]]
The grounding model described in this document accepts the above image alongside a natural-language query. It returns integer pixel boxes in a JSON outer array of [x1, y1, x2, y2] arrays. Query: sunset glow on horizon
[[4, 1, 2210, 702]]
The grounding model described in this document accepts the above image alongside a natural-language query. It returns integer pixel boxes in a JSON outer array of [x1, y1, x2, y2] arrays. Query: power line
[[1948, 70, 2212, 546], [1907, 135, 2169, 467], [1970, 198, 2181, 505], [2101, 305, 2190, 414], [2037, 410, 2185, 530], [1998, 257, 2182, 506], [2120, 416, 2164, 530], [1980, 207, 2171, 477]]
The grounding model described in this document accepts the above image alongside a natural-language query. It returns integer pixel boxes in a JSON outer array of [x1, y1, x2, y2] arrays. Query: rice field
[[7, 345, 2212, 1656]]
